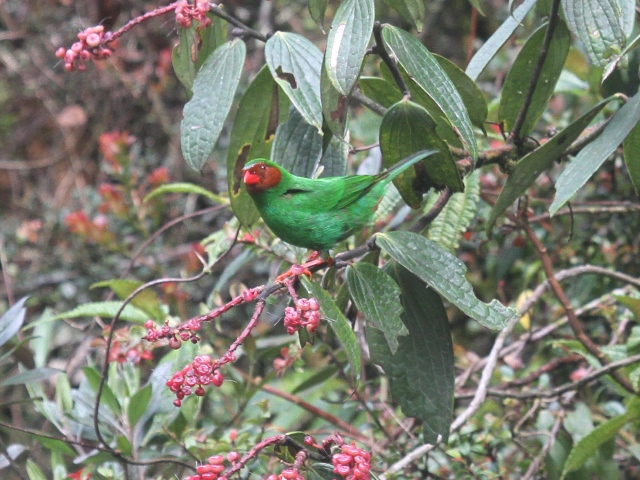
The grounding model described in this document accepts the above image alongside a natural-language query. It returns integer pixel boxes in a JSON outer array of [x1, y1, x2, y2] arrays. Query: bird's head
[[242, 159, 282, 195]]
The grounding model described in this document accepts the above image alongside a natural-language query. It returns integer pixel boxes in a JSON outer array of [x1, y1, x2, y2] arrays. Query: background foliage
[[2, 0, 640, 479]]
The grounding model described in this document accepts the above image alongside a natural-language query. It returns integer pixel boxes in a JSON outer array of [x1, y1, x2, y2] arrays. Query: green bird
[[241, 150, 436, 251]]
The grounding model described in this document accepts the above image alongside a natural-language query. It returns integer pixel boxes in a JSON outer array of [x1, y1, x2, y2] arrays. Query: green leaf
[[562, 0, 628, 68], [382, 25, 477, 159], [265, 32, 323, 131], [550, 92, 640, 215], [376, 231, 518, 330], [488, 97, 612, 232], [346, 262, 407, 353], [427, 170, 480, 251], [615, 295, 640, 321], [291, 365, 339, 394], [379, 99, 463, 208], [381, 0, 425, 31], [128, 384, 152, 428], [0, 367, 61, 388], [272, 106, 323, 178], [623, 117, 640, 194], [321, 59, 348, 140], [171, 27, 197, 92], [91, 279, 164, 321], [324, 0, 374, 95], [434, 54, 488, 131], [368, 263, 454, 443], [0, 297, 27, 348], [181, 40, 246, 171], [308, 0, 329, 30], [227, 66, 283, 227], [466, 0, 537, 81], [301, 278, 362, 377], [562, 398, 640, 478], [143, 182, 226, 204], [53, 301, 149, 324], [358, 77, 403, 108], [498, 21, 571, 136], [82, 366, 121, 415], [196, 14, 228, 71], [26, 459, 47, 480]]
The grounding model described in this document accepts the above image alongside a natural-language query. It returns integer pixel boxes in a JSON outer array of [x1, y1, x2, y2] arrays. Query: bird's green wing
[[330, 175, 379, 211]]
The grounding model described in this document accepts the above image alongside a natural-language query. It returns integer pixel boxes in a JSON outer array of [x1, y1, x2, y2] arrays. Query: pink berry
[[86, 33, 101, 47]]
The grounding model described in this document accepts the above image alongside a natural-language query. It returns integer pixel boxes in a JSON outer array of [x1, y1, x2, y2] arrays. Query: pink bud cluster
[[332, 444, 371, 480], [184, 452, 241, 480], [264, 469, 304, 480], [283, 298, 320, 335], [166, 354, 231, 406], [55, 25, 113, 71], [175, 0, 211, 28], [144, 319, 201, 348]]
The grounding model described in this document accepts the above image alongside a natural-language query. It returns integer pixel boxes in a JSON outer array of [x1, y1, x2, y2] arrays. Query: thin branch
[[457, 353, 640, 400], [208, 3, 268, 42], [521, 414, 563, 480], [411, 187, 453, 232], [351, 88, 388, 116], [520, 220, 636, 393], [372, 22, 410, 97]]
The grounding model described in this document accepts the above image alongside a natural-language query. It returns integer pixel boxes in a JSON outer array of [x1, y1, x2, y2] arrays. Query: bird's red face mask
[[243, 162, 281, 193]]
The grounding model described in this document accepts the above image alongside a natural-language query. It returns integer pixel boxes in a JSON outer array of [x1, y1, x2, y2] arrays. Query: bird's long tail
[[379, 149, 437, 184]]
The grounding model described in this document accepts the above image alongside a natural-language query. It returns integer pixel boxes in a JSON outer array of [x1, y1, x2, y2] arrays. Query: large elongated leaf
[[623, 119, 640, 194], [368, 263, 454, 443], [376, 231, 517, 330], [53, 301, 149, 324], [358, 76, 403, 108], [379, 99, 463, 208], [181, 40, 246, 171], [434, 54, 488, 131], [301, 278, 362, 377], [324, 0, 374, 95], [0, 297, 27, 348], [0, 367, 60, 388], [346, 262, 407, 353], [382, 25, 478, 159], [321, 60, 348, 140], [550, 92, 640, 215], [466, 0, 538, 81], [228, 66, 283, 227], [272, 106, 323, 178], [562, 398, 640, 478], [265, 32, 323, 131], [488, 97, 612, 232], [427, 170, 480, 252], [562, 0, 628, 68], [498, 21, 571, 137], [91, 279, 164, 321]]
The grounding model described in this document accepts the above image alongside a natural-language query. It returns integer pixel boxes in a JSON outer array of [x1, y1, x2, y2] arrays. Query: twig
[[0, 235, 14, 305], [508, 0, 562, 145], [351, 88, 388, 116], [520, 220, 636, 393], [521, 413, 563, 480], [208, 3, 268, 42], [379, 440, 438, 480], [372, 22, 410, 97], [411, 187, 453, 232], [457, 353, 640, 400]]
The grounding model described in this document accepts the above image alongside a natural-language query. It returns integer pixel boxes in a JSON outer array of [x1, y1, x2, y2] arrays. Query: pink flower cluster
[[144, 319, 201, 348], [184, 453, 241, 480], [166, 354, 232, 406], [265, 469, 304, 480], [283, 298, 320, 335], [55, 25, 112, 71], [175, 0, 211, 28], [332, 444, 371, 480]]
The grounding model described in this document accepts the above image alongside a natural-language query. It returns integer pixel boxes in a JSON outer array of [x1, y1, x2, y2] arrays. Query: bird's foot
[[275, 253, 334, 283]]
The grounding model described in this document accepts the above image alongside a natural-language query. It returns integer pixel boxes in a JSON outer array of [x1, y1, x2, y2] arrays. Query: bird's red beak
[[243, 169, 261, 185]]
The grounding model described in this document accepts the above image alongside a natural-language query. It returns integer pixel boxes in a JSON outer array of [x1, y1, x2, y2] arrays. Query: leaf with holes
[[265, 32, 323, 131]]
